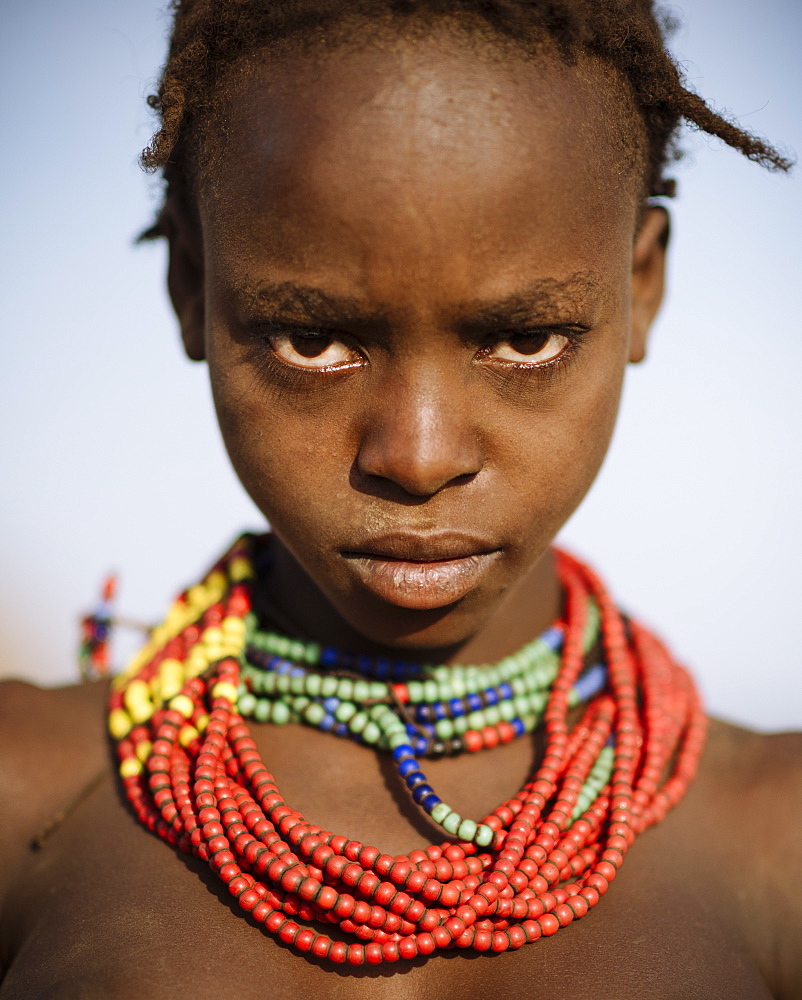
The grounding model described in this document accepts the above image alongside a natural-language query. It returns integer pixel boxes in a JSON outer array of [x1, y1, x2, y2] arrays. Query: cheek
[[207, 354, 355, 544], [494, 343, 627, 540]]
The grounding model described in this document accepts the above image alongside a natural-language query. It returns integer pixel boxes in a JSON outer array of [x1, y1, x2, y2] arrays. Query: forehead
[[197, 29, 643, 304]]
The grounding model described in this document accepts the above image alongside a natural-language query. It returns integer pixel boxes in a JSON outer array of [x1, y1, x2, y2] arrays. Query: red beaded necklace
[[109, 536, 706, 965]]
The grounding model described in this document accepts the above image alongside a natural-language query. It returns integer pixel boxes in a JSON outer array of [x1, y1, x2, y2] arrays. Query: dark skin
[[2, 29, 801, 1000]]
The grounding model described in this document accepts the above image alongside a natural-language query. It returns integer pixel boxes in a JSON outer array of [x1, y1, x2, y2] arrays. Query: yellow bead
[[195, 713, 210, 732], [119, 757, 143, 778], [187, 584, 208, 609], [169, 694, 195, 718], [129, 701, 154, 725], [159, 658, 185, 700], [179, 724, 200, 748], [206, 570, 227, 596], [202, 627, 223, 646], [204, 644, 225, 663], [229, 557, 253, 582], [185, 651, 208, 678], [124, 680, 153, 723], [108, 708, 132, 740], [222, 616, 246, 637], [135, 739, 153, 762], [211, 681, 238, 703]]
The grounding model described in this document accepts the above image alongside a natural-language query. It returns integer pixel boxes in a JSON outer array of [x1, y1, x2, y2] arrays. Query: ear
[[165, 196, 207, 362], [629, 206, 669, 364]]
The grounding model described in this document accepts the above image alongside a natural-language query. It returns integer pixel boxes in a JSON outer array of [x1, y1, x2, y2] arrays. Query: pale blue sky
[[2, 0, 800, 729]]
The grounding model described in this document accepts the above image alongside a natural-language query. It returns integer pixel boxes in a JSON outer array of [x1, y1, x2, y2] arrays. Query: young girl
[[1, 2, 800, 997]]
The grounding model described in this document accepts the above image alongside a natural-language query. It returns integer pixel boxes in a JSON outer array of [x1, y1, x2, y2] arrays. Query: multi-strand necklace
[[108, 534, 706, 965]]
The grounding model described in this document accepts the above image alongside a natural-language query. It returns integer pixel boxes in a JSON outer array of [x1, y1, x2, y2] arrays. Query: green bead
[[467, 710, 484, 731], [238, 692, 257, 715], [304, 702, 325, 726], [406, 681, 423, 703], [474, 824, 494, 847], [304, 674, 322, 697], [430, 802, 451, 824], [288, 640, 306, 662], [271, 701, 290, 725], [304, 642, 321, 665], [435, 718, 454, 739], [456, 818, 477, 841], [353, 680, 370, 703], [362, 721, 381, 744], [337, 678, 354, 701], [320, 676, 338, 697], [335, 702, 356, 722], [483, 705, 500, 726], [348, 711, 368, 734], [442, 811, 461, 835], [289, 674, 306, 695], [254, 698, 271, 722]]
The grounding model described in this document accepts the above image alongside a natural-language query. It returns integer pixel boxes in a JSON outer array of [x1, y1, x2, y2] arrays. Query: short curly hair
[[140, 0, 792, 237]]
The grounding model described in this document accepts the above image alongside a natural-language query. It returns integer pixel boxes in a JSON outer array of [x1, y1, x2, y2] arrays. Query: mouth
[[341, 532, 502, 611]]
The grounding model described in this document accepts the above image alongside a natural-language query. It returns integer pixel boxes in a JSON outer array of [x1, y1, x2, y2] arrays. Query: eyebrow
[[461, 273, 603, 328], [235, 272, 603, 327]]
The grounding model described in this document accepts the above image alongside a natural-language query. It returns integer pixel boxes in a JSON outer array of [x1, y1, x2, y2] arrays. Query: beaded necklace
[[109, 534, 706, 965]]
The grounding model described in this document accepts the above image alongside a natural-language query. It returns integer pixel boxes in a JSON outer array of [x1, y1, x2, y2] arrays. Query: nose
[[355, 372, 483, 497]]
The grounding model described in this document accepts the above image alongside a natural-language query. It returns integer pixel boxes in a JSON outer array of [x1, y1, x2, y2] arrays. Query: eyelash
[[248, 324, 587, 387]]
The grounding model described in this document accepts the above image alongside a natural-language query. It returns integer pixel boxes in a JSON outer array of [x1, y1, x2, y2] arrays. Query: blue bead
[[542, 625, 563, 651], [573, 663, 607, 702], [375, 659, 390, 678], [484, 687, 499, 706], [291, 667, 305, 678], [433, 702, 447, 720], [414, 736, 429, 755], [411, 782, 434, 804], [392, 744, 415, 762], [511, 717, 525, 736], [498, 683, 513, 700], [334, 723, 350, 738], [321, 648, 339, 668], [398, 758, 419, 777], [320, 714, 335, 731], [419, 792, 441, 812], [357, 655, 373, 674], [605, 734, 615, 747], [404, 771, 427, 789], [322, 697, 339, 712], [466, 693, 482, 712], [449, 698, 465, 717]]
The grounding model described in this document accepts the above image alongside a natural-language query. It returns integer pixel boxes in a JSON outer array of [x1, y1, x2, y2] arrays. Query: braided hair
[[140, 0, 791, 237]]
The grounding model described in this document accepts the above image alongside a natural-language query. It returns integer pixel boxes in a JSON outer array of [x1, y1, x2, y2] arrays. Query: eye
[[267, 331, 362, 370], [485, 330, 570, 365]]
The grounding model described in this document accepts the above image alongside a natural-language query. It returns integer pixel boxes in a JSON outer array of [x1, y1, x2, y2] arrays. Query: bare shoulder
[[702, 716, 802, 805], [0, 679, 110, 890], [698, 718, 802, 999]]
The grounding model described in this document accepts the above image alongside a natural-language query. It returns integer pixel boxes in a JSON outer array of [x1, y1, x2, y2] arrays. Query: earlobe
[[630, 206, 669, 364], [165, 198, 207, 362]]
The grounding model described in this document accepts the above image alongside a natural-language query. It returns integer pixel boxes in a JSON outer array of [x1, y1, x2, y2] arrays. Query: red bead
[[398, 936, 418, 960]]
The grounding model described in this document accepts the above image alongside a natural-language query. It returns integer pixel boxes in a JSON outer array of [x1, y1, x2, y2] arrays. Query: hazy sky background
[[2, 0, 800, 730]]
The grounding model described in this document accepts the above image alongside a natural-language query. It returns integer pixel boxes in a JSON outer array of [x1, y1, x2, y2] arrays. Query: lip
[[342, 532, 502, 610]]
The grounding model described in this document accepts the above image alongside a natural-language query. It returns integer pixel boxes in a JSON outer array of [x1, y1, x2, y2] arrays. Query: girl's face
[[171, 31, 667, 653]]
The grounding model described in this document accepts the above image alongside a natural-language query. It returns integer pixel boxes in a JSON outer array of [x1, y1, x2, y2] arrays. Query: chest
[[2, 773, 773, 1000]]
